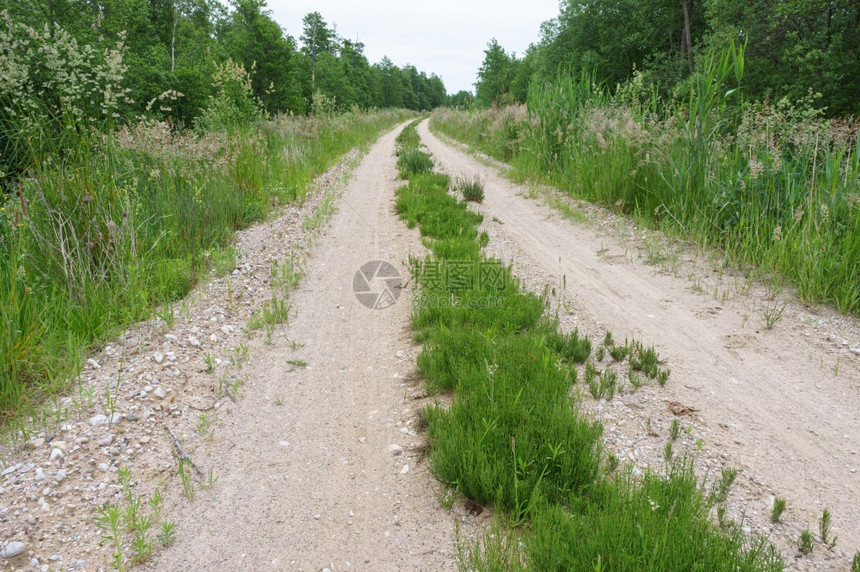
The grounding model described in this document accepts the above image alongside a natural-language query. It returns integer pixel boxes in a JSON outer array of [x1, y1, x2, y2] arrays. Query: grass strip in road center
[[393, 122, 784, 571]]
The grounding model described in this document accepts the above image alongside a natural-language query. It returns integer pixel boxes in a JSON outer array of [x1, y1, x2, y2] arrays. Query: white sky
[[266, 0, 562, 94]]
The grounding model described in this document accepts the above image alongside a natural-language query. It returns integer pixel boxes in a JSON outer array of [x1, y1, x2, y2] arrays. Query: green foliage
[[475, 39, 517, 107], [0, 10, 130, 185], [798, 529, 814, 555], [770, 497, 786, 523], [526, 463, 783, 571], [195, 59, 265, 131], [457, 176, 485, 203], [520, 0, 860, 116], [397, 149, 434, 179]]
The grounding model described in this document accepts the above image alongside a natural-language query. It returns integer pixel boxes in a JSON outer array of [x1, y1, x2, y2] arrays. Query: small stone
[[1, 465, 18, 476], [220, 325, 233, 335], [30, 438, 45, 448], [209, 334, 218, 343], [54, 469, 67, 483], [0, 541, 26, 558], [850, 347, 860, 356], [50, 448, 63, 461], [109, 413, 123, 424], [164, 334, 178, 342], [358, 437, 366, 444], [27, 516, 35, 524], [388, 444, 404, 456], [98, 463, 110, 471], [97, 435, 115, 447], [88, 414, 108, 426], [154, 352, 164, 364], [76, 560, 86, 568], [30, 558, 40, 568], [400, 465, 410, 474], [126, 414, 140, 421], [34, 468, 47, 482], [139, 436, 150, 444], [232, 269, 240, 275], [86, 358, 101, 369], [153, 387, 166, 399], [314, 513, 321, 520], [188, 336, 201, 347]]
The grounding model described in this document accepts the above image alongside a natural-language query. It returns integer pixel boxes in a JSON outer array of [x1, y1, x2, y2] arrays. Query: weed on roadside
[[456, 175, 485, 203], [771, 497, 786, 523], [93, 467, 174, 570]]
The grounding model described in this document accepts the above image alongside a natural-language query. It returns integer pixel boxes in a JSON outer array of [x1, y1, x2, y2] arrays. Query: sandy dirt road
[[417, 119, 860, 568], [5, 118, 853, 571], [156, 123, 456, 571]]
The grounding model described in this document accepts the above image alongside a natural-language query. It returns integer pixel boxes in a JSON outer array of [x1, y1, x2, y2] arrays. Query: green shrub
[[457, 176, 485, 203], [396, 148, 434, 178]]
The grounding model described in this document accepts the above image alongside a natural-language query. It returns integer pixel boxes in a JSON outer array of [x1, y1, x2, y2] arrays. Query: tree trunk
[[171, 3, 178, 73], [682, 0, 695, 73]]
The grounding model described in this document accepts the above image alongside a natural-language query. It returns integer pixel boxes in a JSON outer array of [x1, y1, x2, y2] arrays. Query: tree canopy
[[0, 0, 447, 126], [473, 0, 859, 116]]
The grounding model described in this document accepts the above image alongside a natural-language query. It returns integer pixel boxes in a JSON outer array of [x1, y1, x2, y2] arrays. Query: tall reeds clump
[[432, 42, 860, 314]]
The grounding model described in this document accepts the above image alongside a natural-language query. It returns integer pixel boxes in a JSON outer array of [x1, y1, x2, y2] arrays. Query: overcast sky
[[266, 1, 561, 94]]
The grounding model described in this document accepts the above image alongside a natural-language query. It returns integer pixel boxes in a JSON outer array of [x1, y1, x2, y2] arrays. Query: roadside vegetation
[[395, 121, 783, 570], [0, 2, 429, 416], [435, 1, 860, 317]]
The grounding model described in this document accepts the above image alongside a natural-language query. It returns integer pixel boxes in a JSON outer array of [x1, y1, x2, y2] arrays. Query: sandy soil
[[418, 119, 860, 570], [154, 123, 457, 571]]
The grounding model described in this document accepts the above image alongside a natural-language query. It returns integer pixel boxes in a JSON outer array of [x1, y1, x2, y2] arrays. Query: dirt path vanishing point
[[417, 119, 860, 570], [155, 124, 457, 570]]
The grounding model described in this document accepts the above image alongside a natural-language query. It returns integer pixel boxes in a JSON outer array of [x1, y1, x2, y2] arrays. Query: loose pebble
[[0, 541, 26, 558]]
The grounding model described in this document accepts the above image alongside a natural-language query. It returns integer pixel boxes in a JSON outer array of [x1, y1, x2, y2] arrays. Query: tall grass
[[0, 109, 408, 414], [395, 122, 783, 570], [432, 43, 860, 314]]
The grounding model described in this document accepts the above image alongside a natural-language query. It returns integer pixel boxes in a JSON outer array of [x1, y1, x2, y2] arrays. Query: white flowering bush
[[0, 10, 130, 184]]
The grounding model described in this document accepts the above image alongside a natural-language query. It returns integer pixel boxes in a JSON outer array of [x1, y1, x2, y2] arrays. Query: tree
[[532, 0, 705, 90], [220, 0, 304, 114], [704, 0, 860, 115], [448, 90, 475, 108], [300, 11, 335, 88], [475, 39, 515, 107]]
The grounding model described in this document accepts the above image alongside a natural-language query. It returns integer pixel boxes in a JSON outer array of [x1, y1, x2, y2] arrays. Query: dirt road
[[417, 119, 860, 568], [156, 123, 456, 570], [3, 119, 857, 571]]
